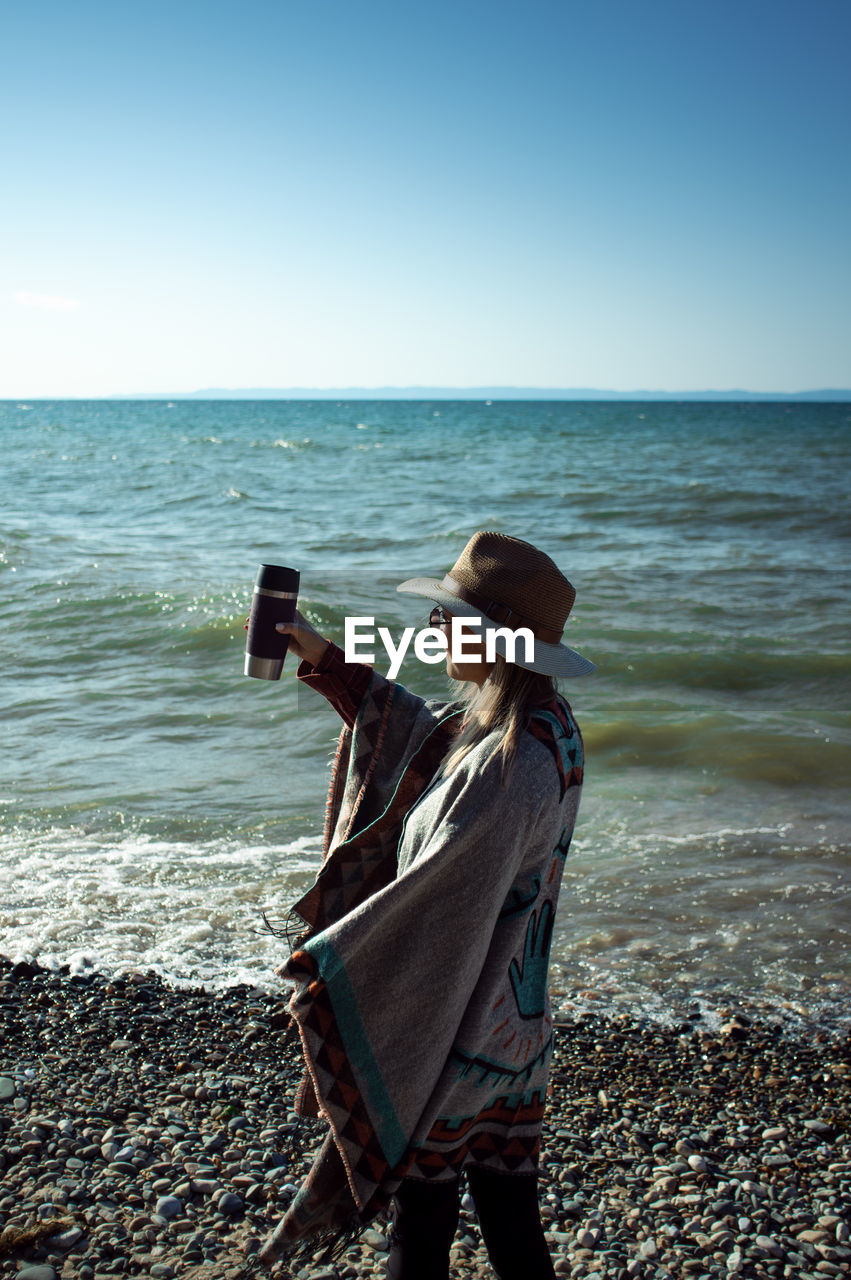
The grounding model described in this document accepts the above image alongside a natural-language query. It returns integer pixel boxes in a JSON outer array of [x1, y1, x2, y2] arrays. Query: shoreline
[[4, 947, 850, 1045], [1, 958, 849, 1279]]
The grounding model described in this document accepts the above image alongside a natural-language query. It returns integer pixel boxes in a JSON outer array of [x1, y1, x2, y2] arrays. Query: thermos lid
[[255, 564, 300, 592]]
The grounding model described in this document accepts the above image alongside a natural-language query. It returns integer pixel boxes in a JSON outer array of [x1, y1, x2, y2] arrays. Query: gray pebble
[[576, 1227, 599, 1249], [753, 1234, 785, 1258], [216, 1191, 244, 1216], [761, 1126, 787, 1141], [47, 1226, 85, 1250], [154, 1194, 182, 1219], [193, 1177, 223, 1195], [361, 1227, 388, 1249]]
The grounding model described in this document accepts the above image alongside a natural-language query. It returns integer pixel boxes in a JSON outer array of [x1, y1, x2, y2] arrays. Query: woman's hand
[[275, 610, 330, 668]]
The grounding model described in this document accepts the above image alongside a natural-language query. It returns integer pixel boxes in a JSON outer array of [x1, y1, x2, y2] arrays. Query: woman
[[259, 531, 594, 1279]]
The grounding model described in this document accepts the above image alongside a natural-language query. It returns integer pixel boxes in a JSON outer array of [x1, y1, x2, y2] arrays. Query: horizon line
[[6, 384, 851, 402]]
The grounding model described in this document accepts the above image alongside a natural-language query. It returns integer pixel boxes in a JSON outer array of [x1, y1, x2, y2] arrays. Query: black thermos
[[244, 564, 300, 680]]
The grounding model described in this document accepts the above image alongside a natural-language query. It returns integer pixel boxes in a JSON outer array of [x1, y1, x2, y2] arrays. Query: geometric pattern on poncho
[[527, 699, 584, 800], [292, 682, 461, 941], [406, 1088, 547, 1179], [288, 947, 395, 1214], [290, 940, 551, 1191]]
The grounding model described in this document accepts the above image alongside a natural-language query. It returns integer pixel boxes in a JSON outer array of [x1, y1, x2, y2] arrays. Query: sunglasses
[[429, 606, 452, 627]]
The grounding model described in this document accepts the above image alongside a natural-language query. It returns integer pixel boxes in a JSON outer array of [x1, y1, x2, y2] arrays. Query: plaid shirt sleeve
[[296, 641, 373, 729]]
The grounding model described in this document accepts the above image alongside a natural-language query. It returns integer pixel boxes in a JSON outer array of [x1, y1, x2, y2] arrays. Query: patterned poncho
[[260, 647, 583, 1265]]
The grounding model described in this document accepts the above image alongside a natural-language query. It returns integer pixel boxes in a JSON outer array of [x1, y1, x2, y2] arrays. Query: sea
[[2, 399, 849, 1033]]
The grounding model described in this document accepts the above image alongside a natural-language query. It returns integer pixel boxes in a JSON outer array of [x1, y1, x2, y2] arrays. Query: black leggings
[[385, 1166, 556, 1280]]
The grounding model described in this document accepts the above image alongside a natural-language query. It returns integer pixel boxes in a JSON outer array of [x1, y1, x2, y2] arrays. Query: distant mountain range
[[113, 386, 851, 401]]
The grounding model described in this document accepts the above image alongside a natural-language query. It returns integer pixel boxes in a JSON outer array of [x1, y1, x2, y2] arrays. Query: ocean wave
[[585, 717, 849, 784], [563, 489, 848, 527], [0, 823, 316, 989], [549, 817, 851, 1034], [589, 646, 851, 691], [2, 816, 848, 1031], [247, 436, 320, 451]]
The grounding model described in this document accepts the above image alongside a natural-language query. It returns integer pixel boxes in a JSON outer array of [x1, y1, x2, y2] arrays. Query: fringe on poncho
[[260, 667, 583, 1268]]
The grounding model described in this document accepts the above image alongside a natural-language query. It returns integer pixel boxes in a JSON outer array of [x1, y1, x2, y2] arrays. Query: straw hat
[[397, 531, 595, 677]]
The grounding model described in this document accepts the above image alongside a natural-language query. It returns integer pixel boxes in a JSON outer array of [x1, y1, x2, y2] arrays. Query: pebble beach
[[1, 956, 848, 1280]]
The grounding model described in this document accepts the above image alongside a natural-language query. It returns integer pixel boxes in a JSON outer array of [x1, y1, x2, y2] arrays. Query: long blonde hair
[[440, 655, 557, 783]]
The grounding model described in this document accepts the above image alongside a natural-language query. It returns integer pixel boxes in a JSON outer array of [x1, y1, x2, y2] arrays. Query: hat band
[[440, 575, 563, 645]]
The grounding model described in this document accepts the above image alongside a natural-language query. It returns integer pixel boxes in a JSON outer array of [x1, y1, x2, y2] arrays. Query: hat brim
[[396, 577, 596, 678]]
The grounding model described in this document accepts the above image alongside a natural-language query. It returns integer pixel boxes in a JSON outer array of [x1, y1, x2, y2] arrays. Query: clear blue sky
[[2, 0, 849, 396]]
